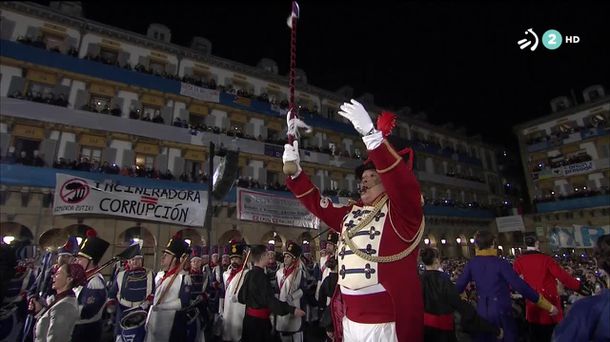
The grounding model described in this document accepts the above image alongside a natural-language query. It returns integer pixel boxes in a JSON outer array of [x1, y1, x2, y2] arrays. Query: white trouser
[[342, 316, 397, 342]]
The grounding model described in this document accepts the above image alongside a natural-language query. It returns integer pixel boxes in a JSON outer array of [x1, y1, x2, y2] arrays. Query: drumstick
[[232, 248, 251, 296]]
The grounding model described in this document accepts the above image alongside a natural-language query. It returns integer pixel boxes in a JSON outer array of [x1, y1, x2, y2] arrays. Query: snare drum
[[120, 308, 147, 342]]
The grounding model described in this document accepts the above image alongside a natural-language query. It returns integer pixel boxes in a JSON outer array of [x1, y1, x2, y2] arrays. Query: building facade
[[514, 86, 610, 252], [1, 2, 509, 269]]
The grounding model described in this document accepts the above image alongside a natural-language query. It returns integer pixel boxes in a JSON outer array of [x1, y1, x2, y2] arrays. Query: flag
[[287, 1, 300, 29]]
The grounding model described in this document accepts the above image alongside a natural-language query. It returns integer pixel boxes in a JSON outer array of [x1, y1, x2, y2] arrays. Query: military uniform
[[107, 244, 154, 341], [265, 243, 281, 296], [275, 242, 306, 342], [220, 241, 248, 342], [72, 231, 109, 342], [186, 245, 207, 342], [145, 234, 191, 342]]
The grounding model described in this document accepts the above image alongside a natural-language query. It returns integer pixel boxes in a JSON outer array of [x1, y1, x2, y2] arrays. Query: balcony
[[0, 97, 362, 169], [536, 194, 610, 213], [1, 39, 488, 167], [415, 171, 488, 192], [0, 164, 496, 218], [525, 127, 610, 153]]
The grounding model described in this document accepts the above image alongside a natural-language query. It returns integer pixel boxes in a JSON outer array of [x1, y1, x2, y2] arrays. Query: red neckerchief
[[209, 261, 217, 268], [226, 265, 243, 287], [158, 264, 180, 288], [280, 263, 296, 290]]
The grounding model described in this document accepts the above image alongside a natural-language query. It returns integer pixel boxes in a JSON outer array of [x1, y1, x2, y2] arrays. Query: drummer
[[186, 245, 207, 342], [107, 243, 155, 341]]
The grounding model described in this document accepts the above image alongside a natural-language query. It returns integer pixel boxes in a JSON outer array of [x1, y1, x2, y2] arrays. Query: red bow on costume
[[280, 264, 296, 290]]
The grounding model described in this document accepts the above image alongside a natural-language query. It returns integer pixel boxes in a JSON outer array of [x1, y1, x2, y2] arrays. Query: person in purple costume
[[456, 231, 558, 342]]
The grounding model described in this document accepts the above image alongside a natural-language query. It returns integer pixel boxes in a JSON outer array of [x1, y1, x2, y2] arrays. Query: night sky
[[36, 1, 610, 149]]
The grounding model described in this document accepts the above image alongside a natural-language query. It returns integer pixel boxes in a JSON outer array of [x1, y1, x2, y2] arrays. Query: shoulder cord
[[342, 200, 425, 263]]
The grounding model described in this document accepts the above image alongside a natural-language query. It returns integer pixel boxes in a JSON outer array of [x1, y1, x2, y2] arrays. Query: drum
[[185, 307, 201, 342], [120, 308, 147, 342], [0, 304, 19, 342]]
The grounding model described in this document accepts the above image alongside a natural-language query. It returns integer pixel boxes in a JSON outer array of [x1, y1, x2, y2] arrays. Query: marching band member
[[72, 230, 110, 342], [145, 233, 191, 342], [107, 244, 154, 341], [220, 240, 248, 342], [276, 241, 306, 342], [238, 244, 305, 342]]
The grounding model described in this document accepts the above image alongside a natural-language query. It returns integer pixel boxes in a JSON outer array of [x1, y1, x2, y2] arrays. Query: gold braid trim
[[345, 195, 389, 238], [295, 187, 315, 199], [342, 196, 425, 263]]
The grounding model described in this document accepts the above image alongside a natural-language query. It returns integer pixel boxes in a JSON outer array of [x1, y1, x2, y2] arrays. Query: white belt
[[340, 283, 386, 295]]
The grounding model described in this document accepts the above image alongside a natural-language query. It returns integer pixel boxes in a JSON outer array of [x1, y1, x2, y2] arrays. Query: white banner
[[549, 225, 610, 249], [179, 82, 220, 103], [496, 215, 526, 232], [236, 188, 320, 229], [563, 161, 594, 176], [53, 174, 207, 227]]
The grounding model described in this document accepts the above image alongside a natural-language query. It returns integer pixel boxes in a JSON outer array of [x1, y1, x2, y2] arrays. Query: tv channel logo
[[518, 28, 579, 51]]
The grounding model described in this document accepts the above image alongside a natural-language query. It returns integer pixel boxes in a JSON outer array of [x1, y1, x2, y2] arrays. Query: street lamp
[[456, 237, 462, 244], [184, 239, 192, 246], [440, 238, 447, 245], [469, 237, 475, 244], [424, 238, 430, 245], [2, 235, 15, 244]]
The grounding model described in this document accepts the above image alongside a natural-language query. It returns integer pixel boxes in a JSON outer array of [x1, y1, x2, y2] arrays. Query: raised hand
[[338, 99, 374, 136]]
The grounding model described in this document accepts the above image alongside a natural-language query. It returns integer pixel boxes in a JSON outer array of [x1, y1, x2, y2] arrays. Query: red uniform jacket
[[513, 250, 581, 325], [286, 140, 424, 342]]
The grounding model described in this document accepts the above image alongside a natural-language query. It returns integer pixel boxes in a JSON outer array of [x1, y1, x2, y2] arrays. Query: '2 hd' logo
[[518, 28, 580, 51]]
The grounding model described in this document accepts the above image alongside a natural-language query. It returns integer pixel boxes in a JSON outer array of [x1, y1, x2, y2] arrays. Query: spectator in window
[[129, 106, 141, 119], [77, 157, 91, 171], [9, 91, 25, 99], [32, 150, 45, 167], [2, 146, 17, 164], [141, 113, 152, 121], [152, 110, 164, 123], [17, 151, 33, 165], [110, 105, 122, 117]]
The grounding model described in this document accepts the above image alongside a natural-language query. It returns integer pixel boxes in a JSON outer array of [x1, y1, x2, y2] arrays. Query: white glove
[[282, 141, 302, 178], [338, 99, 375, 136]]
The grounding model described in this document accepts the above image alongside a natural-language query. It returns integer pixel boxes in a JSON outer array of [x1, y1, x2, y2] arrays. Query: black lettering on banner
[[162, 206, 171, 219], [100, 198, 110, 211], [129, 200, 137, 215], [152, 188, 160, 198], [121, 199, 130, 213]]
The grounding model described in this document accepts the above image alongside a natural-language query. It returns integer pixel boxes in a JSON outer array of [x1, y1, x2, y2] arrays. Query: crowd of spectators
[[446, 170, 485, 183], [533, 186, 608, 204], [531, 152, 593, 172], [8, 90, 69, 107], [130, 107, 164, 123], [526, 118, 609, 146], [0, 148, 46, 167]]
